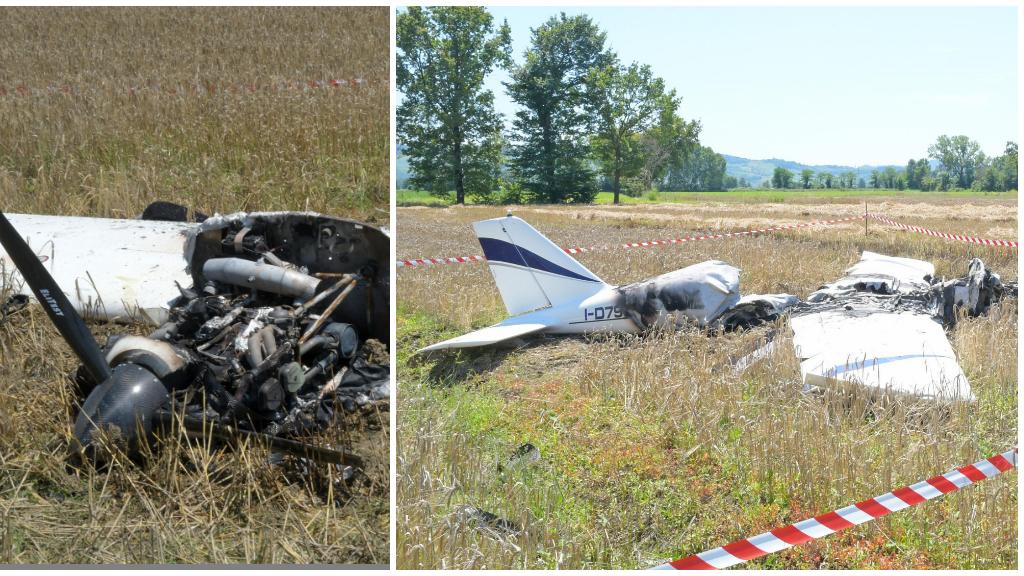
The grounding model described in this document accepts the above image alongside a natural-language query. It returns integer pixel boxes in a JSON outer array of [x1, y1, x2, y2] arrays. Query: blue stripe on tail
[[478, 237, 599, 283]]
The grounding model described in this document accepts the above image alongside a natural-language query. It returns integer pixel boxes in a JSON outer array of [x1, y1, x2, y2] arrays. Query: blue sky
[[477, 6, 1017, 166]]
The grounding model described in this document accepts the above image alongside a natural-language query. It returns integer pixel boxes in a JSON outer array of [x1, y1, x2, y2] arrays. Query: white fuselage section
[[418, 216, 743, 353], [503, 284, 638, 335]]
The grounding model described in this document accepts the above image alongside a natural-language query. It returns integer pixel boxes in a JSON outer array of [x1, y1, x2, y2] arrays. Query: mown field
[[0, 7, 389, 564], [396, 195, 1017, 569], [397, 187, 1017, 207]]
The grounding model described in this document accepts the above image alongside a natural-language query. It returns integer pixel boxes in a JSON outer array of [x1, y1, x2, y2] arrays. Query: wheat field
[[0, 6, 389, 224], [395, 196, 1017, 569], [0, 7, 388, 564]]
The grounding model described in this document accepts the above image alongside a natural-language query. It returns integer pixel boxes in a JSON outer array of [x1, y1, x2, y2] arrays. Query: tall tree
[[588, 61, 678, 204], [974, 141, 1018, 192], [665, 145, 726, 191], [814, 172, 827, 189], [772, 167, 793, 189], [842, 171, 857, 189], [799, 169, 814, 189], [906, 159, 918, 189], [397, 7, 512, 204], [883, 166, 898, 188], [505, 14, 612, 204], [973, 159, 998, 191], [917, 157, 933, 189], [928, 134, 985, 189], [638, 110, 700, 190]]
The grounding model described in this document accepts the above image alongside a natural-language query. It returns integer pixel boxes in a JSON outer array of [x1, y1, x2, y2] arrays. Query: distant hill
[[722, 154, 910, 187], [397, 149, 918, 189]]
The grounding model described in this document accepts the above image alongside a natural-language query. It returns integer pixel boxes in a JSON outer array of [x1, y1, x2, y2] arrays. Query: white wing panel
[[791, 309, 972, 401], [1, 214, 192, 324]]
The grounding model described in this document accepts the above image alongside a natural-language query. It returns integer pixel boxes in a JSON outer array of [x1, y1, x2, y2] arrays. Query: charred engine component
[[93, 212, 392, 461], [187, 212, 388, 343], [0, 209, 388, 466], [713, 294, 800, 331], [145, 265, 387, 444], [931, 258, 1011, 325], [202, 258, 321, 300]]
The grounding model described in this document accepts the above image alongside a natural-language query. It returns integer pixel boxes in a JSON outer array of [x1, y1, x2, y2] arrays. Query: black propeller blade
[[0, 212, 110, 384]]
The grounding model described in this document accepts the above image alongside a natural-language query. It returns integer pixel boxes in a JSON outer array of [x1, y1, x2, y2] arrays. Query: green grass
[[396, 312, 756, 569], [397, 310, 1018, 569], [396, 188, 452, 207], [397, 188, 1017, 207]]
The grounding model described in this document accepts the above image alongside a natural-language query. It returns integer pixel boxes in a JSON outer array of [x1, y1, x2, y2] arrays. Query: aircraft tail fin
[[473, 215, 607, 316]]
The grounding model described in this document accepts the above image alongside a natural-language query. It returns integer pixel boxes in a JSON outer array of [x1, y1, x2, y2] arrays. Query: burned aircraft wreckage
[[421, 215, 1015, 403], [0, 208, 389, 466], [596, 253, 1011, 401]]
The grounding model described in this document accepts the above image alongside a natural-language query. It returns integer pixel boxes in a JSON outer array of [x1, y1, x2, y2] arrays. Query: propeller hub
[[72, 363, 169, 462]]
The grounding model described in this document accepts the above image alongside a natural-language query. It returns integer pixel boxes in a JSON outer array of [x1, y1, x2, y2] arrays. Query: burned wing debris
[[789, 252, 1015, 402]]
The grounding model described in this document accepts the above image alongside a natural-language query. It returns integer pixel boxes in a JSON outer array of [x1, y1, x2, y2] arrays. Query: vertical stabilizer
[[473, 216, 608, 316]]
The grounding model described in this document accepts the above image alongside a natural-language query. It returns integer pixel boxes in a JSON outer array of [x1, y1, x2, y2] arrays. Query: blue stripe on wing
[[478, 237, 599, 283]]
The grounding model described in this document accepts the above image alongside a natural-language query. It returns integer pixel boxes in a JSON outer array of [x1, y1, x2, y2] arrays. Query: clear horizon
[[469, 6, 1018, 167]]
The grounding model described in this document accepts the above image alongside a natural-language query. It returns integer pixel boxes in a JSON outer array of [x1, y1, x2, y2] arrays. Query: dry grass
[[396, 198, 1017, 569], [0, 7, 388, 564], [0, 305, 390, 564], [0, 7, 389, 224]]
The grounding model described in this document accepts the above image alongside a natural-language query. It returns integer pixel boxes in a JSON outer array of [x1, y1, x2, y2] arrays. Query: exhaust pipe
[[202, 258, 320, 300]]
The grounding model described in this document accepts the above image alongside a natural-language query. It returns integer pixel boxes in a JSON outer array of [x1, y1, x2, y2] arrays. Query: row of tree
[[767, 137, 1018, 192], [398, 7, 727, 204], [770, 168, 862, 190]]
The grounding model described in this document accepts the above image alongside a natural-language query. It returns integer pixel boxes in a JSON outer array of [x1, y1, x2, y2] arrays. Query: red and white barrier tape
[[0, 78, 380, 98], [396, 214, 863, 268], [396, 211, 1018, 269], [653, 448, 1017, 570], [870, 213, 1018, 249], [396, 254, 486, 268]]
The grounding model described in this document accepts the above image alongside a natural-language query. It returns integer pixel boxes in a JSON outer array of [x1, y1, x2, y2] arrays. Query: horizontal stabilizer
[[418, 322, 548, 353]]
